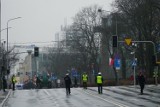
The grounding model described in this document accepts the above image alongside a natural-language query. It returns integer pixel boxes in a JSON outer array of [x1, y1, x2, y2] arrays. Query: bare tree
[[65, 5, 101, 83], [114, 0, 160, 76]]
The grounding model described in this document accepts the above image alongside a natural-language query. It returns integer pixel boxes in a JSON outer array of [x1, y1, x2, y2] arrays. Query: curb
[[0, 90, 11, 107]]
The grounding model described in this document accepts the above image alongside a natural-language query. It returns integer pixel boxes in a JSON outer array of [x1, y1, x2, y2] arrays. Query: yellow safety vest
[[12, 77, 17, 83], [82, 74, 88, 82], [97, 76, 102, 84]]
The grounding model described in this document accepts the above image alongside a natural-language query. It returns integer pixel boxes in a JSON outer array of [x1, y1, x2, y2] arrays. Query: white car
[[15, 84, 24, 90]]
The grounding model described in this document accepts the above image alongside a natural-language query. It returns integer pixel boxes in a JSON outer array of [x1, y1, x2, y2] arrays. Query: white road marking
[[44, 89, 50, 96], [43, 89, 60, 107], [129, 98, 138, 101], [83, 90, 129, 107]]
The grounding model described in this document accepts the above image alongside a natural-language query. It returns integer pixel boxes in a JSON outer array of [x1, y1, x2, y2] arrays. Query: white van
[[15, 84, 24, 90]]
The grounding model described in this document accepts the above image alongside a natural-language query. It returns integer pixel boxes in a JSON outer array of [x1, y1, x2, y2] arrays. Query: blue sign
[[72, 69, 78, 77], [114, 59, 121, 70], [158, 44, 160, 52], [50, 73, 57, 80], [50, 76, 57, 80], [132, 59, 137, 66], [155, 43, 160, 52]]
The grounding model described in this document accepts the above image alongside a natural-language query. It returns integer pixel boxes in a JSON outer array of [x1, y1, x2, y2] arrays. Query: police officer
[[95, 72, 103, 94], [2, 76, 7, 92], [11, 74, 17, 91], [64, 73, 72, 95], [82, 72, 88, 89]]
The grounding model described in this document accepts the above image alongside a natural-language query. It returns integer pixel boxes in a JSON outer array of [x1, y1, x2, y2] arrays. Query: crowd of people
[[0, 70, 146, 96], [63, 71, 104, 95], [63, 70, 146, 95]]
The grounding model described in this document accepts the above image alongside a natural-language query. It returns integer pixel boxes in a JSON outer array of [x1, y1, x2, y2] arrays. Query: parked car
[[15, 84, 24, 90]]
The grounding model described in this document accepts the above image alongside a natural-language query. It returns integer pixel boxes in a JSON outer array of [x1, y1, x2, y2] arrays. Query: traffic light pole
[[36, 57, 39, 76], [119, 40, 157, 60], [34, 46, 39, 77], [118, 40, 157, 87]]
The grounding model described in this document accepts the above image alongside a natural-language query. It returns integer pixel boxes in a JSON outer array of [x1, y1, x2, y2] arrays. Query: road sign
[[156, 43, 160, 52], [125, 38, 132, 45], [132, 60, 137, 66], [72, 69, 78, 77], [153, 71, 158, 78], [114, 59, 121, 70]]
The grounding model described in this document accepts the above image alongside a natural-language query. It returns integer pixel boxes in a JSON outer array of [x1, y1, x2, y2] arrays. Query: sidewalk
[[0, 89, 11, 107]]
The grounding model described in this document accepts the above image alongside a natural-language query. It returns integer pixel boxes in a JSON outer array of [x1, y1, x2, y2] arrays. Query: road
[[3, 85, 160, 107]]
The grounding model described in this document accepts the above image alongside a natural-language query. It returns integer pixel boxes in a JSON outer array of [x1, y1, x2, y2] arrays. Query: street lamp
[[98, 9, 118, 36], [0, 27, 11, 80], [6, 17, 21, 75], [98, 9, 119, 84], [0, 27, 11, 48]]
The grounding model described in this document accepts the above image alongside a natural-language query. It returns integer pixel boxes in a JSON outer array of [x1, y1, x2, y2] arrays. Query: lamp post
[[0, 0, 1, 49], [0, 27, 11, 49], [98, 9, 119, 84], [0, 27, 11, 85], [130, 43, 138, 88], [6, 17, 21, 76], [98, 9, 117, 36]]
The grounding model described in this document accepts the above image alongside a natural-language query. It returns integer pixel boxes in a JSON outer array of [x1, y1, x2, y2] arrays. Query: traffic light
[[112, 35, 118, 47], [34, 47, 39, 57]]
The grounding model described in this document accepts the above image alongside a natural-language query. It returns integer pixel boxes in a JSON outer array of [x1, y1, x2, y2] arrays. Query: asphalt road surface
[[3, 85, 160, 107]]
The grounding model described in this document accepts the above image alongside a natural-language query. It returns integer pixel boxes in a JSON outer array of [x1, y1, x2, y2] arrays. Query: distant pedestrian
[[74, 77, 78, 87], [64, 73, 72, 95], [57, 79, 61, 88], [11, 75, 17, 91], [130, 74, 134, 84], [136, 74, 139, 85], [138, 71, 145, 95], [36, 76, 41, 89], [2, 76, 7, 92], [95, 72, 103, 94], [82, 72, 88, 89]]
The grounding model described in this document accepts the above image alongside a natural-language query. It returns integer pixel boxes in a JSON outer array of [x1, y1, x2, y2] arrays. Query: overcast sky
[[1, 0, 114, 46]]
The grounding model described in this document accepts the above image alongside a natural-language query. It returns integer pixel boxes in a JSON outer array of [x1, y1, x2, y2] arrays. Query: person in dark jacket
[[2, 76, 7, 92], [64, 73, 72, 95], [36, 76, 41, 89], [138, 71, 145, 95]]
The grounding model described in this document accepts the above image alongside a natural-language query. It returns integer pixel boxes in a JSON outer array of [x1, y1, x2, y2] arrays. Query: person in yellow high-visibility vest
[[95, 72, 103, 94], [82, 72, 88, 89], [11, 74, 17, 91]]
